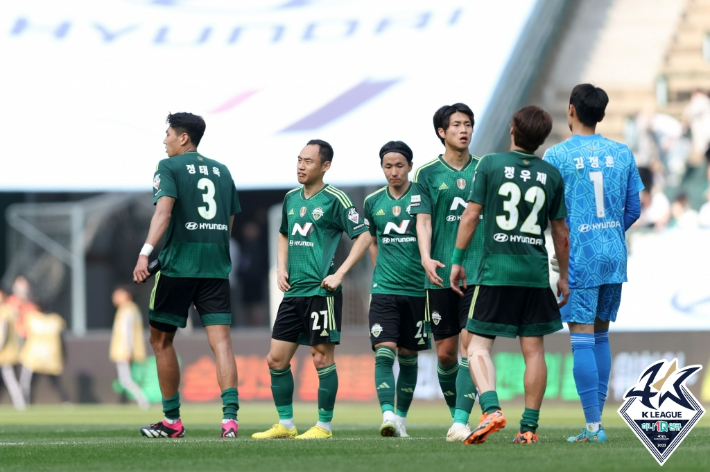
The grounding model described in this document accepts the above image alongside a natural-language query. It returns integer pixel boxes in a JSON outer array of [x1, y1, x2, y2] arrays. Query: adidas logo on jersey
[[439, 183, 449, 190], [418, 338, 425, 345], [320, 329, 328, 337], [288, 209, 294, 215], [376, 209, 385, 216], [377, 382, 391, 390]]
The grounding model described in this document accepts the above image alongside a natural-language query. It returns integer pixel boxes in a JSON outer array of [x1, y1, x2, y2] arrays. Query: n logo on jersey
[[383, 220, 412, 235], [457, 178, 466, 190], [449, 197, 468, 211], [392, 206, 401, 217], [292, 223, 314, 237]]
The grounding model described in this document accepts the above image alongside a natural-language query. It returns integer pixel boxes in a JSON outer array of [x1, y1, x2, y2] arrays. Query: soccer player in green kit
[[252, 140, 371, 440], [364, 141, 429, 438], [410, 104, 484, 442], [133, 112, 241, 438], [450, 106, 570, 445]]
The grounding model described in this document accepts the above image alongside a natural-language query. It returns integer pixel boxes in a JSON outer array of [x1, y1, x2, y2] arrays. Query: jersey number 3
[[197, 178, 217, 220], [496, 182, 545, 234]]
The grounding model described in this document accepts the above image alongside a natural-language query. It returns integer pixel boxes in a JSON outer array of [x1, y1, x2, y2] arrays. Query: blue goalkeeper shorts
[[560, 283, 623, 325]]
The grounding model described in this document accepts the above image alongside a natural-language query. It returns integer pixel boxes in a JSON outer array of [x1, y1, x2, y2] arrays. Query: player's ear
[[407, 161, 413, 172], [321, 159, 332, 172], [437, 127, 446, 140], [568, 104, 575, 118], [179, 132, 190, 146]]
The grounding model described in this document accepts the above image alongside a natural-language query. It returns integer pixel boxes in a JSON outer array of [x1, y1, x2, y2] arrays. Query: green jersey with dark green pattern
[[279, 184, 368, 298], [410, 155, 484, 289], [468, 151, 567, 287], [364, 184, 426, 297], [152, 151, 241, 279]]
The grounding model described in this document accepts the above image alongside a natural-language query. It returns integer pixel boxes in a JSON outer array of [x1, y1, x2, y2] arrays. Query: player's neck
[[441, 147, 470, 170], [570, 122, 597, 136], [388, 181, 411, 200], [510, 144, 535, 155], [176, 146, 197, 155], [303, 180, 326, 198]]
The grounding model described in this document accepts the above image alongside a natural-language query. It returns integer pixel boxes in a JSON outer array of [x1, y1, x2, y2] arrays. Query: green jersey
[[410, 155, 484, 289], [468, 150, 567, 287], [152, 151, 241, 279], [279, 184, 368, 298], [363, 184, 426, 297]]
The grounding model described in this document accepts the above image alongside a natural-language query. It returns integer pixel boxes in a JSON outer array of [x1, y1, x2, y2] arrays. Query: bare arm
[[449, 202, 482, 294], [369, 237, 378, 268], [416, 213, 444, 287], [322, 232, 373, 291], [277, 232, 290, 292], [230, 215, 234, 235], [133, 197, 175, 283], [550, 218, 570, 307]]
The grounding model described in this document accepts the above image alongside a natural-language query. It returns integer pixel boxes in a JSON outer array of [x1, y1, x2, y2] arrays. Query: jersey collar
[[386, 181, 412, 201], [300, 183, 329, 200], [437, 154, 473, 172]]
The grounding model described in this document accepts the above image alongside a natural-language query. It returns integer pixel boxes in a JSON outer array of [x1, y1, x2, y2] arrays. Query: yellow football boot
[[251, 423, 297, 439], [295, 425, 332, 439]]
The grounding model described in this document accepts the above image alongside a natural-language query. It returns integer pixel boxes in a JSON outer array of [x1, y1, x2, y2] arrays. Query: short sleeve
[[469, 156, 488, 206], [409, 177, 431, 215], [231, 184, 241, 216], [363, 198, 377, 236], [549, 173, 568, 220], [153, 160, 177, 205], [334, 200, 368, 240], [279, 196, 289, 235]]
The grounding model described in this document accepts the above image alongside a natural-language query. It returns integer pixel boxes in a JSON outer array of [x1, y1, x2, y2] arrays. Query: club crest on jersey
[[371, 323, 383, 338], [312, 207, 324, 220], [618, 358, 705, 466], [432, 311, 441, 326], [348, 208, 360, 224], [300, 207, 307, 217], [457, 178, 466, 190], [153, 174, 160, 190], [392, 206, 401, 217]]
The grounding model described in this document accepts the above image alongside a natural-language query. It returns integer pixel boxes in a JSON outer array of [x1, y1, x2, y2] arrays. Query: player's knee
[[436, 351, 457, 366], [310, 348, 333, 369], [149, 332, 172, 353], [266, 353, 288, 370]]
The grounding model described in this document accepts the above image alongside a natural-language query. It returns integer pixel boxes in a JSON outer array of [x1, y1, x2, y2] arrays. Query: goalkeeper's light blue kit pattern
[[543, 134, 643, 323]]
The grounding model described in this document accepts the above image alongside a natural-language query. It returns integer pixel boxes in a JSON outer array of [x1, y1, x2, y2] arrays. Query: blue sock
[[594, 329, 611, 417], [570, 333, 600, 424]]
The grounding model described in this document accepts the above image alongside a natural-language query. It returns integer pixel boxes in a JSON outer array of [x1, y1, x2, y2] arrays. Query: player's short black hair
[[433, 103, 475, 145], [306, 139, 334, 164], [511, 105, 552, 152], [166, 112, 206, 147], [570, 84, 608, 127], [379, 141, 413, 163]]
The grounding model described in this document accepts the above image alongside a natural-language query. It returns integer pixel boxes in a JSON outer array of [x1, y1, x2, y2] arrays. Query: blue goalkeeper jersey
[[544, 134, 644, 288]]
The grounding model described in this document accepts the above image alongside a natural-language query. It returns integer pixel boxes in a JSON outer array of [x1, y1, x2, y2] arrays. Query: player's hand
[[556, 277, 570, 308], [277, 269, 290, 292], [449, 265, 467, 296], [422, 258, 445, 288], [133, 255, 150, 284], [321, 272, 344, 292], [550, 254, 559, 274]]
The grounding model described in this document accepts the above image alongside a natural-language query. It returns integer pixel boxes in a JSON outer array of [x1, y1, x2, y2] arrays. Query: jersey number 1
[[197, 178, 217, 220], [589, 171, 606, 218]]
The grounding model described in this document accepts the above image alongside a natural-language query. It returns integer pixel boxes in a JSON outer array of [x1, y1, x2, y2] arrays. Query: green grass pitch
[[1, 402, 708, 472]]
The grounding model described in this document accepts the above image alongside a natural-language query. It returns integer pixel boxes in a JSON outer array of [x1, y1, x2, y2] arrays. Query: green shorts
[[466, 285, 562, 338], [149, 272, 232, 330]]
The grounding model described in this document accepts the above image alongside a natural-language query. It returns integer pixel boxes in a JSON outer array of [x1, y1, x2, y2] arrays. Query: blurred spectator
[[19, 310, 69, 404], [682, 89, 710, 168], [237, 221, 268, 326], [636, 167, 671, 230], [0, 290, 25, 410], [6, 276, 39, 339], [670, 193, 699, 229], [698, 188, 710, 228], [110, 286, 149, 409], [631, 104, 656, 171]]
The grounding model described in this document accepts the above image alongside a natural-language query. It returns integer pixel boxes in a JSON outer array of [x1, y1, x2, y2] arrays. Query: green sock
[[375, 346, 396, 413], [520, 408, 540, 433], [453, 358, 476, 424], [437, 361, 459, 418], [317, 363, 338, 423], [221, 388, 239, 421], [478, 391, 501, 415], [395, 354, 418, 417], [270, 366, 294, 420], [162, 393, 180, 420]]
